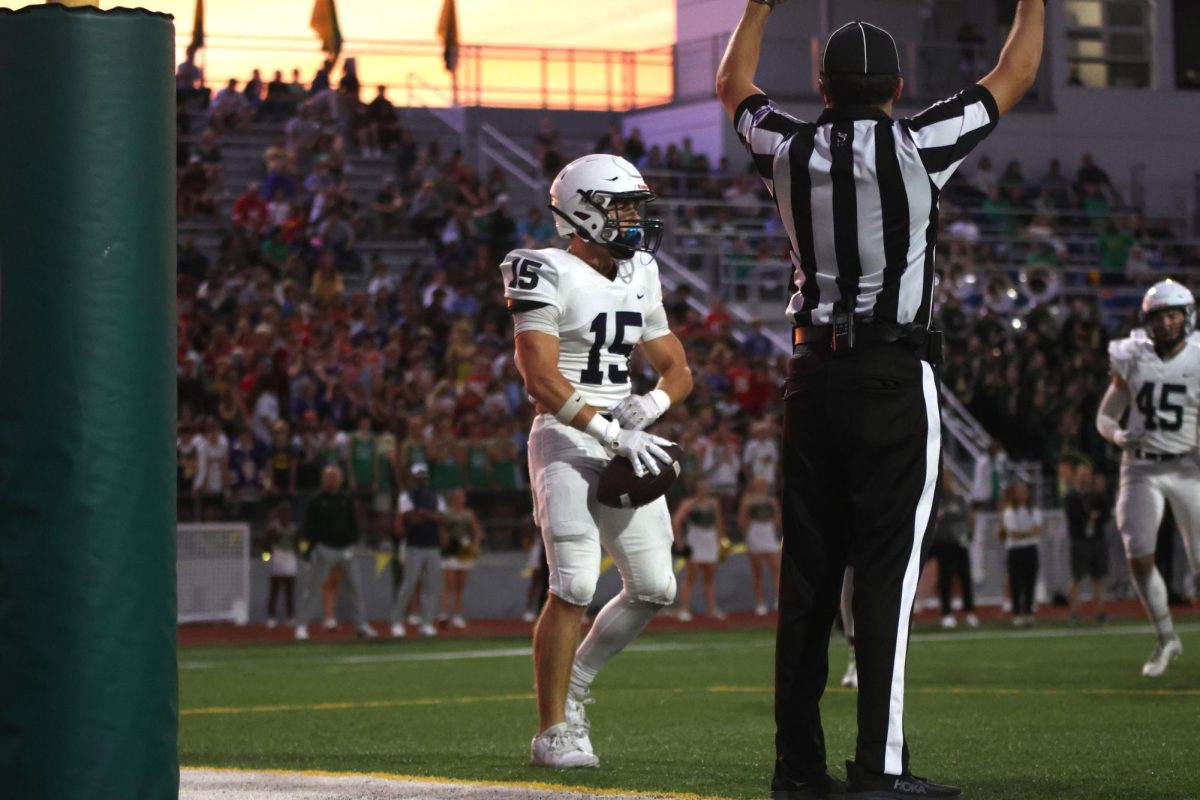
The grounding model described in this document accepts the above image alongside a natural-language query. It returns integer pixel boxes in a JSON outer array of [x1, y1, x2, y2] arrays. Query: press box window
[[1064, 0, 1152, 89]]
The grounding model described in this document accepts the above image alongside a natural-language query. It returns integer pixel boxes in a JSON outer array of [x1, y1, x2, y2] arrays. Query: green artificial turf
[[180, 623, 1200, 799]]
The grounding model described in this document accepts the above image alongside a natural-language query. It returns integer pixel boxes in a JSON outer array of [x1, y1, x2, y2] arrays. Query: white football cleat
[[564, 691, 594, 755], [522, 610, 537, 623], [965, 613, 980, 628], [294, 624, 309, 641], [265, 617, 278, 630], [755, 603, 768, 616], [406, 614, 422, 626], [451, 615, 466, 629], [390, 623, 406, 639], [357, 623, 378, 639], [530, 723, 599, 768], [322, 617, 338, 631], [677, 609, 693, 622], [941, 614, 957, 629], [1142, 635, 1183, 678], [712, 608, 727, 621], [419, 623, 438, 638], [840, 654, 858, 689]]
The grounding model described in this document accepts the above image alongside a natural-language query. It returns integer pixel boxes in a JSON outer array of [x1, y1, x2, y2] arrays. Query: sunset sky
[[12, 1, 677, 109]]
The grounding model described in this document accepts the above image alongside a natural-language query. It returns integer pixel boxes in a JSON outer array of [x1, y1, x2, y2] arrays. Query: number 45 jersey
[[1109, 335, 1200, 454], [500, 247, 671, 409]]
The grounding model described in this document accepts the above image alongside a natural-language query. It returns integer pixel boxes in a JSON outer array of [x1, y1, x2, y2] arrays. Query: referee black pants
[[773, 342, 941, 787]]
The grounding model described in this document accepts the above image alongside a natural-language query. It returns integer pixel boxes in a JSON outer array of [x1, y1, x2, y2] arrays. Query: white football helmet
[[548, 154, 663, 260], [1141, 279, 1196, 345]]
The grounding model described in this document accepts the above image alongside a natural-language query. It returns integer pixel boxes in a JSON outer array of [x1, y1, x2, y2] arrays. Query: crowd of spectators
[[928, 155, 1200, 476], [174, 57, 1199, 555]]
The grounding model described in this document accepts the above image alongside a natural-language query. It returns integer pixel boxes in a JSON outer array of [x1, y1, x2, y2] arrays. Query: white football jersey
[[1110, 336, 1200, 454], [501, 247, 669, 408]]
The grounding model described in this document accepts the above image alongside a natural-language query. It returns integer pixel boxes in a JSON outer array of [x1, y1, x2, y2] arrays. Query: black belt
[[792, 321, 944, 364], [1134, 450, 1189, 462]]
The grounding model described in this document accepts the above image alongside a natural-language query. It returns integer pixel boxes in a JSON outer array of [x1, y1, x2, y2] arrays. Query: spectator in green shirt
[[428, 417, 464, 492], [1097, 221, 1133, 284], [463, 420, 493, 491]]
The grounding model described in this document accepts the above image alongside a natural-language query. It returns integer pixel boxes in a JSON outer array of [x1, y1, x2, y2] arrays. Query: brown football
[[596, 443, 683, 509]]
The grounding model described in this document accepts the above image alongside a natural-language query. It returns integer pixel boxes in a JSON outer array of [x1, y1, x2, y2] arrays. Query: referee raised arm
[[716, 2, 1044, 799]]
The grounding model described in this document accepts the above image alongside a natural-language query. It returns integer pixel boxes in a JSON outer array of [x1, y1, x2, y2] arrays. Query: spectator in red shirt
[[704, 296, 733, 336], [739, 362, 775, 416], [232, 182, 269, 235]]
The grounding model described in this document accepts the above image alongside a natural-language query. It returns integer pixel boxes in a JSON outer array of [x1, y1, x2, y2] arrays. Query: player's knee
[[630, 570, 676, 606], [545, 521, 599, 606], [1127, 553, 1155, 576], [551, 566, 598, 607]]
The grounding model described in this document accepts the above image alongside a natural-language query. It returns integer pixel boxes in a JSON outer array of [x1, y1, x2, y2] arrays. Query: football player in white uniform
[[503, 154, 694, 767], [1096, 279, 1200, 677]]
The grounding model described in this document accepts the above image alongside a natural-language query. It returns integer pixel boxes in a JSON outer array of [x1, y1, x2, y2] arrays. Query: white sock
[[569, 591, 661, 698], [1132, 567, 1176, 641]]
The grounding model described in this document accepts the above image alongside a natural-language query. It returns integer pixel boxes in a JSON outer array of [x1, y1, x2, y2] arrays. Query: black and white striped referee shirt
[[734, 86, 1000, 328]]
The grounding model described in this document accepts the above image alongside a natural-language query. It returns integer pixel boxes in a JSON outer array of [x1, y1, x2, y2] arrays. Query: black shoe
[[845, 760, 962, 799], [770, 773, 847, 799]]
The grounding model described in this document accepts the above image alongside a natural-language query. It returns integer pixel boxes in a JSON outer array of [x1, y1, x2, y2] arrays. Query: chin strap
[[1154, 336, 1186, 357]]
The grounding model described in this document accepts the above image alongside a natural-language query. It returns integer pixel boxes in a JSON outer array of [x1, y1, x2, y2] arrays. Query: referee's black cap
[[822, 20, 901, 76]]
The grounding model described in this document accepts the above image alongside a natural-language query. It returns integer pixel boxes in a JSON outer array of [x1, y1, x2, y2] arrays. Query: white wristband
[[648, 389, 671, 416], [584, 414, 620, 448], [555, 391, 587, 426]]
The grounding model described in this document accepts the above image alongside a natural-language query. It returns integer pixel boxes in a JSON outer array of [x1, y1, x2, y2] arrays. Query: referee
[[716, 2, 1044, 799]]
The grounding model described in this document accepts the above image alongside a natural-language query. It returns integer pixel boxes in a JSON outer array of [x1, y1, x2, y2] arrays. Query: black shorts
[[1070, 538, 1109, 581]]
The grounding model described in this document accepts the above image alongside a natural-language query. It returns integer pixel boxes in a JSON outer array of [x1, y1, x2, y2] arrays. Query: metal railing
[[404, 72, 465, 138], [182, 32, 1055, 112], [179, 33, 672, 112], [651, 187, 1194, 233], [479, 123, 547, 194]]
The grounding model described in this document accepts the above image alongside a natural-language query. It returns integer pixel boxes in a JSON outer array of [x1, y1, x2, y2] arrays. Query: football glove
[[611, 428, 675, 478], [610, 389, 670, 431]]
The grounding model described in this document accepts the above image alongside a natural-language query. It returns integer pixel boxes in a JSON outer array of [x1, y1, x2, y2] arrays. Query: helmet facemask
[[552, 188, 664, 260], [1144, 306, 1195, 349]]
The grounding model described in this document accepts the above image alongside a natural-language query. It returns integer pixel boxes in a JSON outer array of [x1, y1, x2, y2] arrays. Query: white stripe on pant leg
[[883, 362, 941, 775]]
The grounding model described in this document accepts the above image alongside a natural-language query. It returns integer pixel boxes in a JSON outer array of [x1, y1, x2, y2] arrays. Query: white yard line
[[181, 641, 702, 670], [180, 623, 1200, 671]]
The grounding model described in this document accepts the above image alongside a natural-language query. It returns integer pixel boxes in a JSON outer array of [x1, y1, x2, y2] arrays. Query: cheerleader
[[439, 488, 484, 629], [673, 480, 727, 621], [738, 475, 781, 615], [264, 503, 299, 628]]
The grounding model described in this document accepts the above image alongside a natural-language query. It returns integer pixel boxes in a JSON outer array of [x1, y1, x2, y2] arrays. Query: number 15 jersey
[[1109, 335, 1200, 454], [500, 247, 672, 409]]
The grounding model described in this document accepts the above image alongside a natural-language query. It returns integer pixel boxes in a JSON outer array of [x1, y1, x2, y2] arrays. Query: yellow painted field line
[[182, 765, 732, 800], [183, 685, 702, 717], [705, 685, 1200, 698]]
